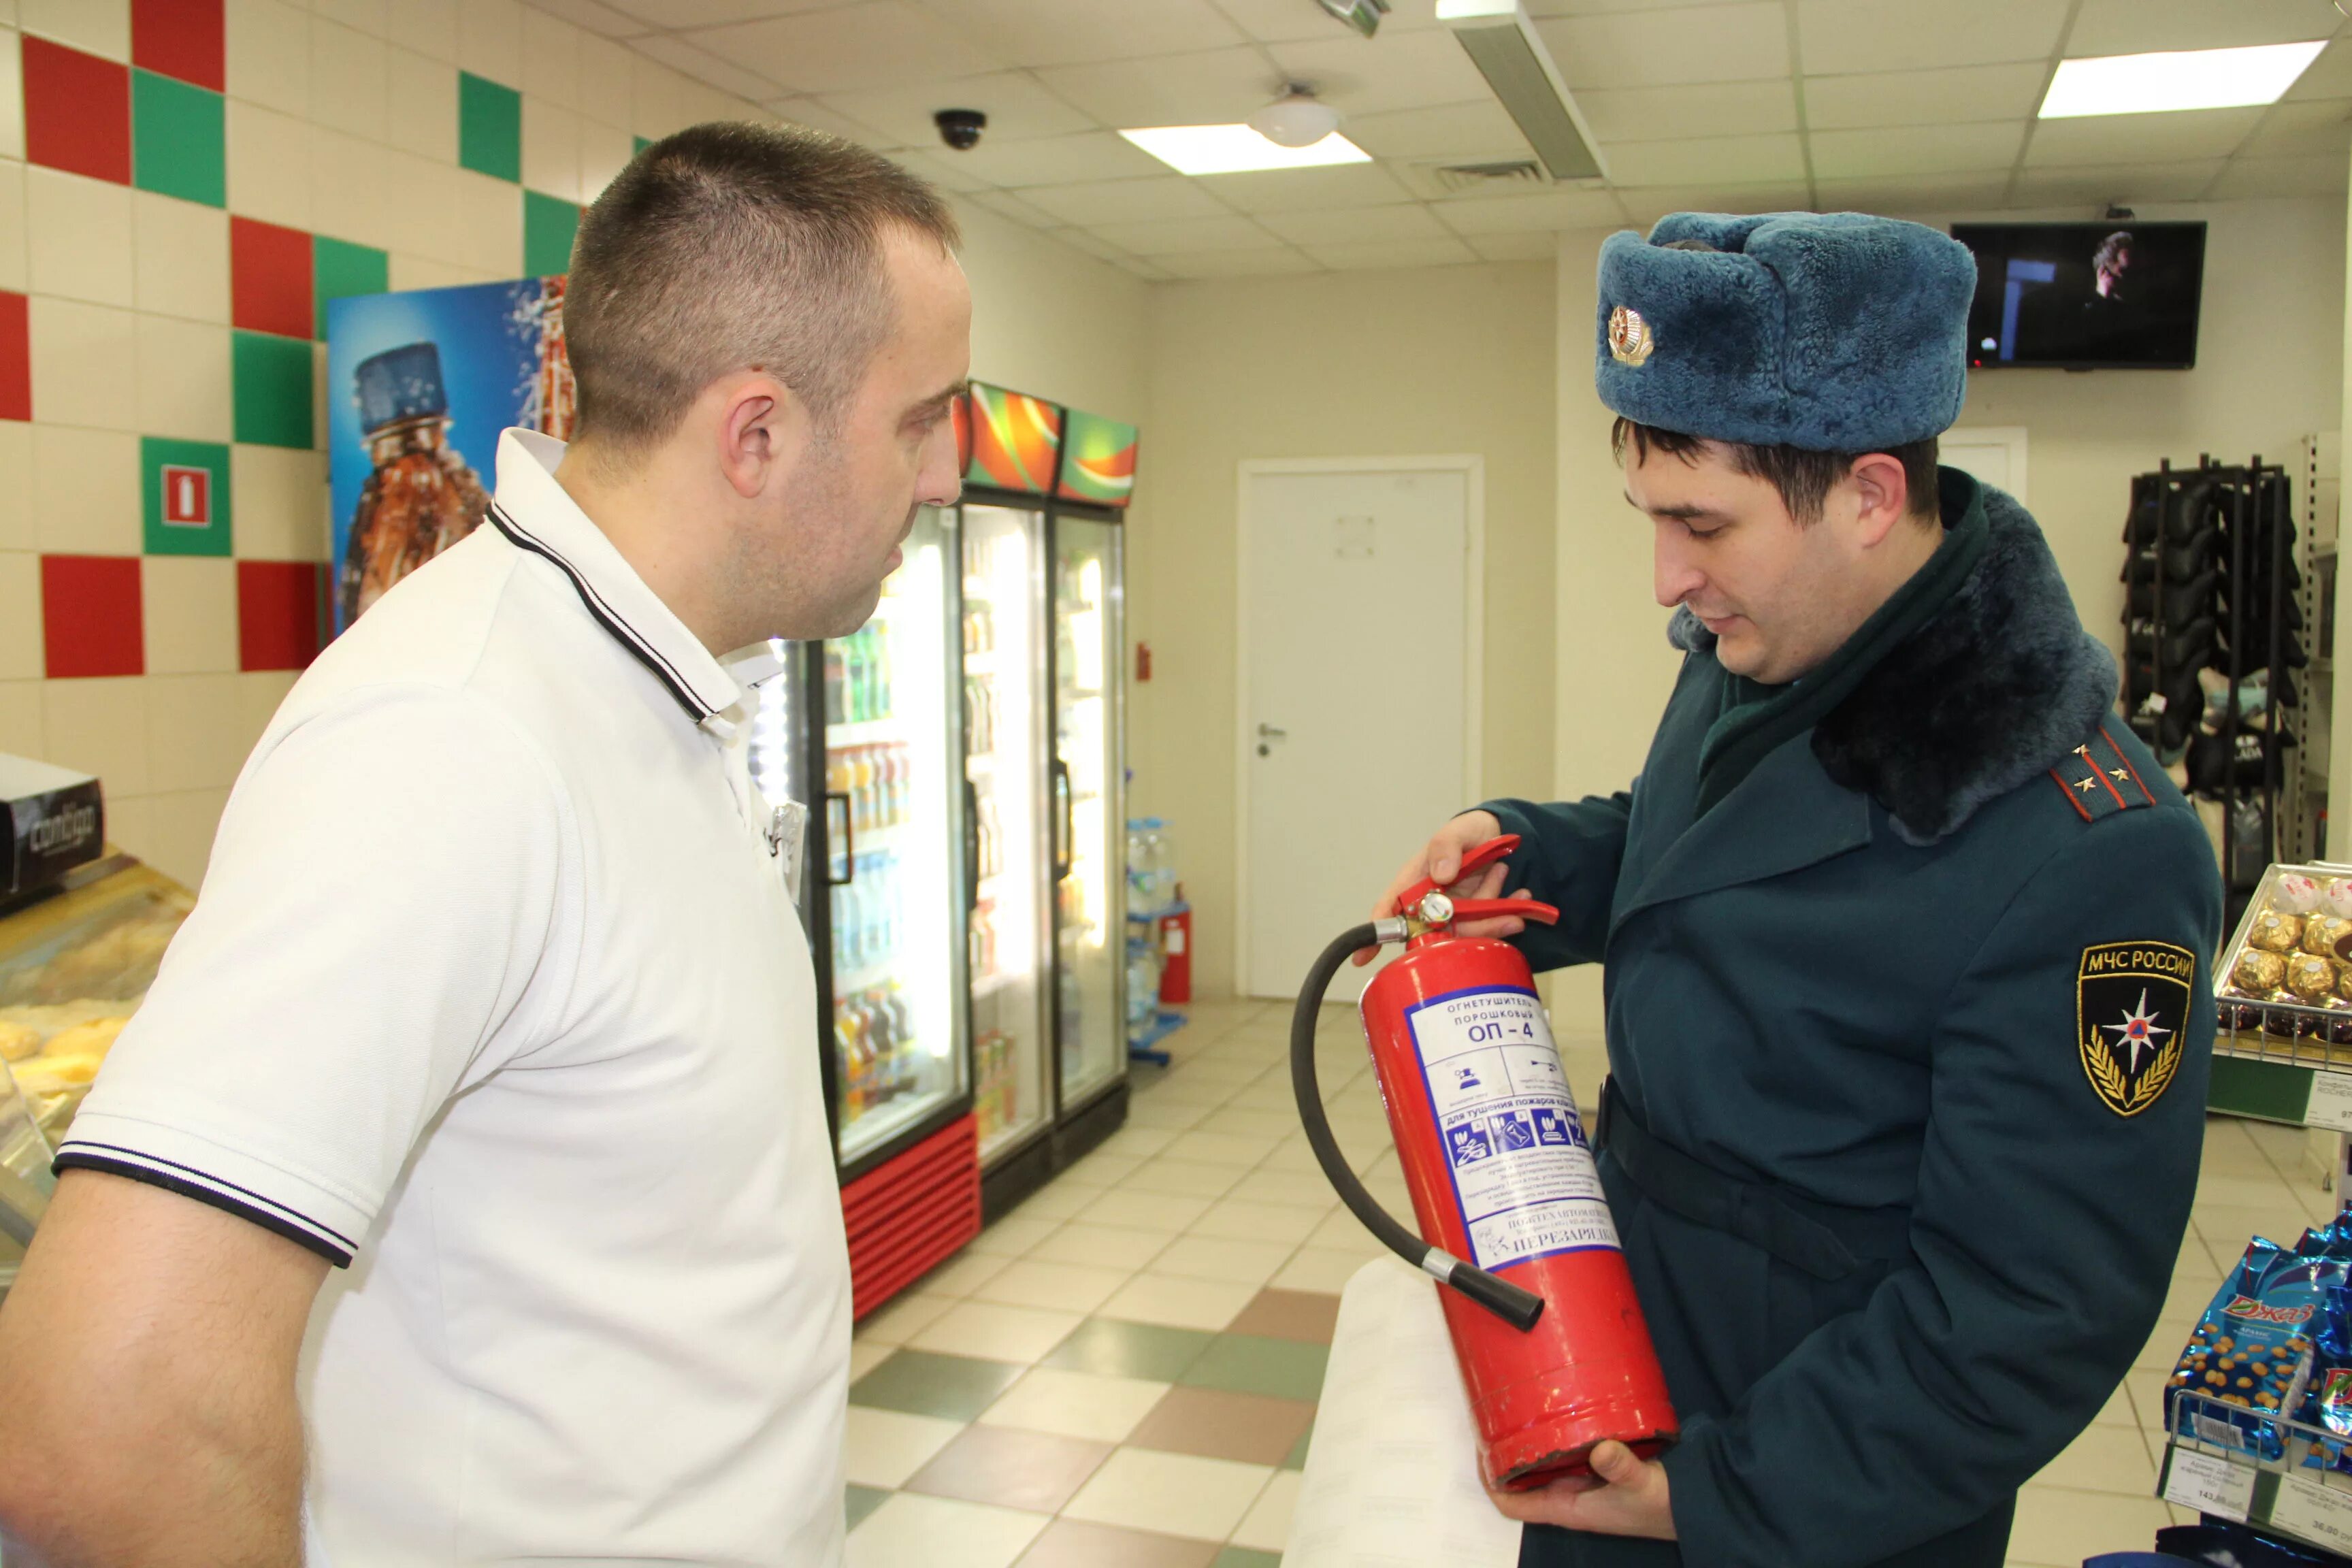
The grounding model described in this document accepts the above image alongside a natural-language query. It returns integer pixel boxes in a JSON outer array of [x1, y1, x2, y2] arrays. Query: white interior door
[[1243, 466, 1470, 1000]]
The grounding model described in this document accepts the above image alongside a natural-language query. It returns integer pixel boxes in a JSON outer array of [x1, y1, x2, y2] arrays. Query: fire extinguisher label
[[1406, 985, 1620, 1272]]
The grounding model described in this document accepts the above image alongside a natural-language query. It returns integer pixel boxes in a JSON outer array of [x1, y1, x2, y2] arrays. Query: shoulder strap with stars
[[2048, 724, 2159, 823]]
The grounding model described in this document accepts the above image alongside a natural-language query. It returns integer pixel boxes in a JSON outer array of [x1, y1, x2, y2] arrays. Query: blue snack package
[[2167, 1238, 2336, 1462]]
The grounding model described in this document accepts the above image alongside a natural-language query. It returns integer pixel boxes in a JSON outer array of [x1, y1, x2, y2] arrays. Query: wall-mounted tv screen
[[1953, 221, 2206, 370]]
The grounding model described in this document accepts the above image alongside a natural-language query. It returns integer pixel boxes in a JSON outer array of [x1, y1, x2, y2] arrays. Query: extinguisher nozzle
[[1446, 1260, 1546, 1333]]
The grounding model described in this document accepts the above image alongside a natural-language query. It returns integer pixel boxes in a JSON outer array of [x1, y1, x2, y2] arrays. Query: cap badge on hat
[[1607, 304, 1654, 368]]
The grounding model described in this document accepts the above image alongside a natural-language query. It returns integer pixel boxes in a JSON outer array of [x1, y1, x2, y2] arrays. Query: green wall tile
[[142, 437, 233, 557], [133, 69, 225, 208], [523, 190, 580, 276], [312, 235, 389, 339], [459, 72, 521, 182], [233, 331, 314, 449]]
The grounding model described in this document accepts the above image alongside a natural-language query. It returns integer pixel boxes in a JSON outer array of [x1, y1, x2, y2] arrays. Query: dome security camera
[[935, 110, 987, 151]]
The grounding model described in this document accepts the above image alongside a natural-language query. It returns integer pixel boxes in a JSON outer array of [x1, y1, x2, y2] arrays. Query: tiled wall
[[0, 0, 772, 887]]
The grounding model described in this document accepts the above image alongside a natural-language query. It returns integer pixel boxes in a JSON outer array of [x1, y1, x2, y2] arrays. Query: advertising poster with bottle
[[325, 278, 577, 636]]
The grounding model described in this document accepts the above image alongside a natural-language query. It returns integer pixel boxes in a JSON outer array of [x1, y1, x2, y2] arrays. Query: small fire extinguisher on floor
[[1289, 835, 1678, 1490]]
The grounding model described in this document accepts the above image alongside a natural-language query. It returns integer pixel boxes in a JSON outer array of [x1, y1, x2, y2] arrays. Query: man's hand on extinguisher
[[1485, 1440, 1676, 1541], [1356, 810, 1538, 965]]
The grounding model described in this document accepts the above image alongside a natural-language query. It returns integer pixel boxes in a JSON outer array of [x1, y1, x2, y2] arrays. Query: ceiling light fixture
[[1119, 123, 1371, 176], [2038, 41, 2327, 118], [1316, 0, 1390, 38], [1435, 0, 1608, 181], [1247, 85, 1341, 148]]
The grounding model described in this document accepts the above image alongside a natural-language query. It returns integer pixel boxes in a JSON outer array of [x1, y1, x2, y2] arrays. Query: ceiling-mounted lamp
[[1247, 84, 1341, 148], [1436, 0, 1608, 182], [1316, 0, 1390, 39]]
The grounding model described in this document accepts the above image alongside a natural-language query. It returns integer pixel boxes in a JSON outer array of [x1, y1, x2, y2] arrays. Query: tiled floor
[[845, 998, 2350, 1568]]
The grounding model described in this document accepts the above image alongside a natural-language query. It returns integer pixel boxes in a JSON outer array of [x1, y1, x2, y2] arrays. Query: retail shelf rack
[[2160, 1389, 2352, 1556]]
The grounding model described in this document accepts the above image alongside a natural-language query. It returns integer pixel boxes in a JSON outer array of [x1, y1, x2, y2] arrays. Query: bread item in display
[[0, 1022, 37, 1063]]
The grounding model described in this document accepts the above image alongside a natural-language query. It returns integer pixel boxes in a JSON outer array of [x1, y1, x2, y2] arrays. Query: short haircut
[[563, 121, 960, 454], [1611, 418, 1942, 527], [2093, 229, 2133, 274]]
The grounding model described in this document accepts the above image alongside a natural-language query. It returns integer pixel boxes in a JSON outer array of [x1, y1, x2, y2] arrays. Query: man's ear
[[1847, 452, 1911, 548], [714, 373, 809, 501]]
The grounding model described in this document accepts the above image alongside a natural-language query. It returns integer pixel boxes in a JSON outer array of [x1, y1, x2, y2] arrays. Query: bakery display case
[[0, 851, 195, 1293]]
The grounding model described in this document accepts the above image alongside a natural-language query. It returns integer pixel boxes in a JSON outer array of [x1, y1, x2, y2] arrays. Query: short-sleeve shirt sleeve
[[55, 686, 575, 1264]]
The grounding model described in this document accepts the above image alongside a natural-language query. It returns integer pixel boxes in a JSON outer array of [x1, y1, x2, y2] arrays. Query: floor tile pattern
[[847, 999, 2348, 1568]]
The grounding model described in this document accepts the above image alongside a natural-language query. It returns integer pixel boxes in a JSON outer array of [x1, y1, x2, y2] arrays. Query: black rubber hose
[[1292, 924, 1544, 1333]]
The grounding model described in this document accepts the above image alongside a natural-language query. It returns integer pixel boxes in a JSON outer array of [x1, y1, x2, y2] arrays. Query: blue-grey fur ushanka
[[1595, 210, 1976, 453]]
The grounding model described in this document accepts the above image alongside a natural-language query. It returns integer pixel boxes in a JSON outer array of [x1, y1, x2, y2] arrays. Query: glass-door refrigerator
[[1050, 507, 1127, 1143]]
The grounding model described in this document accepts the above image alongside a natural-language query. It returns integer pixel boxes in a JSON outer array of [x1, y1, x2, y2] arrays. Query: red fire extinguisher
[[1291, 835, 1678, 1490]]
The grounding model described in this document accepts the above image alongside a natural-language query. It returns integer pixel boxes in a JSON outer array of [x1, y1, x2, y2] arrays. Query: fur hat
[[1595, 211, 1976, 453]]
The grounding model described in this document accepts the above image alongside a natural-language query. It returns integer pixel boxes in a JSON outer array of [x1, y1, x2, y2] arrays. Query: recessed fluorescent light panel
[[1118, 124, 1371, 176], [2039, 41, 2326, 118]]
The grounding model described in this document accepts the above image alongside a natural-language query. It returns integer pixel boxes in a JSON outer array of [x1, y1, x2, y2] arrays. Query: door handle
[[964, 777, 981, 914], [1052, 760, 1074, 882], [826, 790, 854, 886], [1257, 723, 1287, 738]]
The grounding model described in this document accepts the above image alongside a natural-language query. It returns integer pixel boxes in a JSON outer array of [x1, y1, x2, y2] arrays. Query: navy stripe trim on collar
[[485, 501, 715, 723]]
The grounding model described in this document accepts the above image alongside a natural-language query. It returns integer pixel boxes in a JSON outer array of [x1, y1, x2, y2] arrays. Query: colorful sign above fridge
[[959, 383, 1064, 497], [325, 277, 576, 634], [1057, 410, 1139, 509]]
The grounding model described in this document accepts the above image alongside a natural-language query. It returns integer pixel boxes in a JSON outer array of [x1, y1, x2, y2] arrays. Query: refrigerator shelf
[[973, 972, 1022, 999], [827, 719, 905, 747]]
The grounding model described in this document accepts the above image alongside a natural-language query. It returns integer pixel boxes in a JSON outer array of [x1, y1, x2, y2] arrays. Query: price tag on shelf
[[2309, 1071, 2352, 1132], [2163, 1448, 2255, 1522], [2271, 1472, 2352, 1551]]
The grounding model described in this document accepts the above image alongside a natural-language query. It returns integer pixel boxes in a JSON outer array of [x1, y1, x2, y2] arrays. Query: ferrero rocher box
[[0, 755, 103, 906], [2216, 863, 2352, 1060]]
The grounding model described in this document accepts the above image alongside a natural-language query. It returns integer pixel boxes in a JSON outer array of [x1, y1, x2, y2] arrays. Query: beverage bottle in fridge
[[862, 988, 895, 1102], [871, 622, 892, 720], [824, 644, 845, 725], [840, 632, 864, 724], [881, 985, 917, 1090], [835, 1002, 866, 1119]]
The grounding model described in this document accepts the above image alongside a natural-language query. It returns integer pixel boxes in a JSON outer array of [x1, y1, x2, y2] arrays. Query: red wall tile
[[42, 556, 144, 679], [132, 0, 225, 92], [22, 38, 131, 186], [0, 293, 29, 423], [238, 560, 323, 672], [230, 218, 314, 341]]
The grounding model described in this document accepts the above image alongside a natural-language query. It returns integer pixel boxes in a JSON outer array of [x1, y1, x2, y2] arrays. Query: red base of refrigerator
[[843, 1113, 981, 1320]]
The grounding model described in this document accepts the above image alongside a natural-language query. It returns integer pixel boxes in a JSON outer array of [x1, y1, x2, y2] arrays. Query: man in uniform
[[1373, 212, 2220, 1567]]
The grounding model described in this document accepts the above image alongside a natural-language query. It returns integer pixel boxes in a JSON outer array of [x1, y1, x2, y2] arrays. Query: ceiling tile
[[524, 0, 651, 37], [1022, 176, 1235, 225], [1117, 256, 1177, 280], [1149, 249, 1322, 279], [1802, 62, 2048, 130], [1534, 5, 1791, 88], [811, 74, 1099, 148], [687, 3, 1007, 95], [1043, 226, 1133, 262], [1344, 101, 1531, 161], [2207, 152, 2349, 197], [1090, 214, 1286, 252], [1256, 202, 1448, 244], [1810, 170, 2013, 212], [2006, 159, 2224, 204], [1796, 0, 2065, 76], [1034, 46, 1277, 127], [1212, 0, 1444, 44], [1466, 230, 1559, 261], [1616, 182, 1812, 225], [1307, 236, 1480, 269], [1607, 133, 1806, 186], [606, 0, 842, 24], [1431, 187, 1630, 233], [884, 147, 994, 194], [2239, 99, 2352, 156], [2022, 108, 2264, 167], [768, 98, 899, 146], [2067, 0, 2339, 58], [630, 33, 784, 101], [959, 187, 1064, 229], [2287, 39, 2352, 100], [943, 131, 1168, 187], [1267, 27, 1493, 116], [1575, 80, 1799, 142], [1808, 121, 2026, 180], [1194, 161, 1414, 213], [926, 0, 1247, 69], [1527, 0, 1782, 13]]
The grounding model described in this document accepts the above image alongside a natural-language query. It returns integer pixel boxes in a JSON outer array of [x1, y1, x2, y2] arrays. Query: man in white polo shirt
[[0, 122, 968, 1567]]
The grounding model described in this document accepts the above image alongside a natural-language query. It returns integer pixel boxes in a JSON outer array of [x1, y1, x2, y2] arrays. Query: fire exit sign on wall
[[141, 437, 232, 557], [161, 464, 210, 527]]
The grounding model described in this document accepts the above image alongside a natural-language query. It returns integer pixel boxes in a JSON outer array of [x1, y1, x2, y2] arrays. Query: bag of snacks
[[2167, 1238, 2344, 1460]]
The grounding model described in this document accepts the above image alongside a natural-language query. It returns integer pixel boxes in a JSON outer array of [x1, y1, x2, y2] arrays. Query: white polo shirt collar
[[483, 429, 745, 733]]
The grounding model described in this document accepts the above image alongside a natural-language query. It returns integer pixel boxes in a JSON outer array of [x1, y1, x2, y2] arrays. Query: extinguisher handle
[[1292, 922, 1546, 1335], [1446, 897, 1561, 927], [1398, 832, 1523, 910]]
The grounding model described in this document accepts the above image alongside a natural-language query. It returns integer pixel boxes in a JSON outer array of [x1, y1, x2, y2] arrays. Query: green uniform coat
[[1494, 472, 2220, 1568]]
